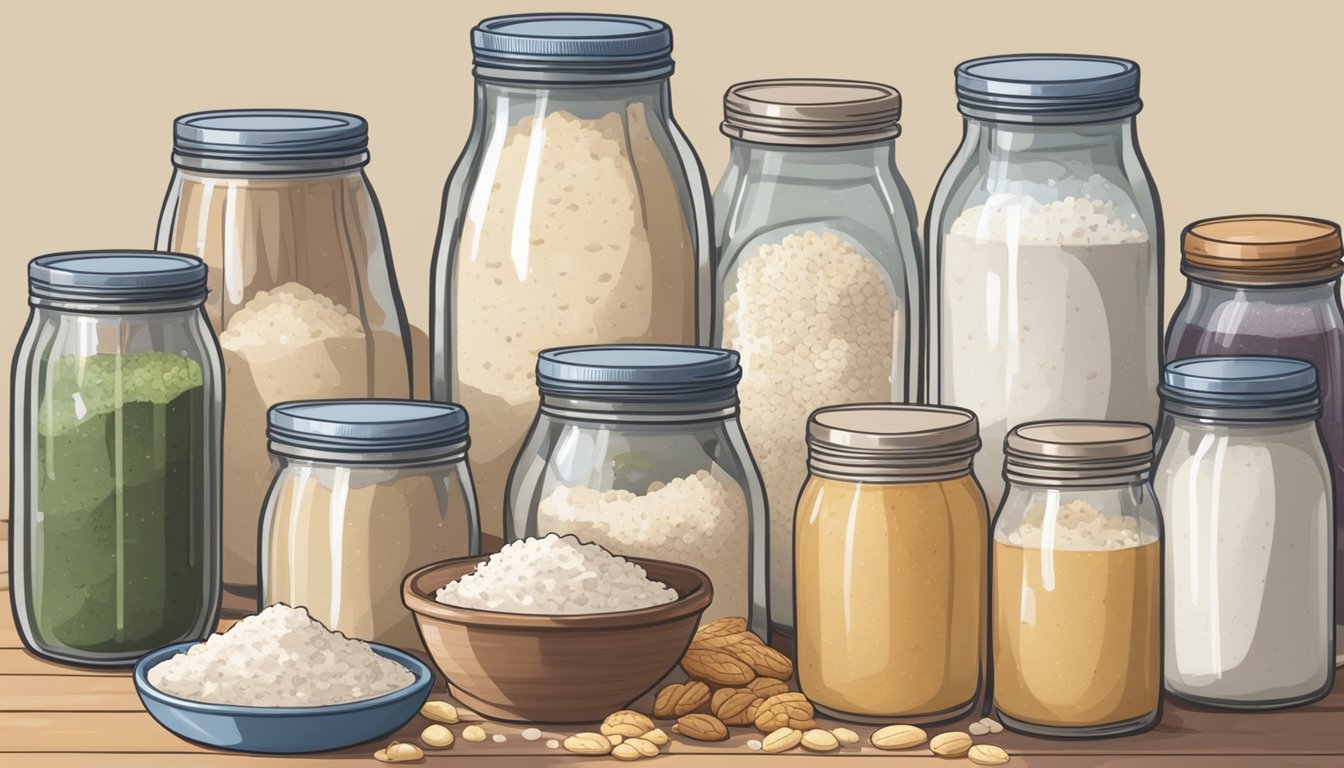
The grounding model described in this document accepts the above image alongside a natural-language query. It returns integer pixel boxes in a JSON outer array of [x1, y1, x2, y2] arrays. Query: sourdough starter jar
[[157, 109, 412, 611], [1155, 357, 1334, 708], [260, 401, 480, 651], [506, 346, 767, 636], [928, 55, 1163, 506], [795, 405, 986, 724], [431, 14, 712, 544], [992, 421, 1162, 737], [12, 252, 222, 665], [713, 79, 922, 639]]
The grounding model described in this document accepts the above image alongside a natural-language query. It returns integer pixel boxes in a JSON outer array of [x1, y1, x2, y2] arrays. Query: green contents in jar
[[32, 351, 208, 653]]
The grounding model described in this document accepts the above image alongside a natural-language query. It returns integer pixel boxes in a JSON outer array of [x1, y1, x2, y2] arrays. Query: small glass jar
[[713, 79, 923, 639], [927, 55, 1163, 507], [1155, 357, 1334, 708], [506, 345, 767, 636], [11, 252, 222, 665], [795, 405, 986, 724], [431, 14, 712, 545], [1166, 216, 1344, 654], [260, 400, 480, 650], [992, 421, 1162, 737], [157, 109, 413, 611]]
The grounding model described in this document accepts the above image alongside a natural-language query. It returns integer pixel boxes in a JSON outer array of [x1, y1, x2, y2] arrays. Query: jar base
[[1164, 683, 1333, 712], [813, 695, 978, 726], [994, 708, 1159, 739]]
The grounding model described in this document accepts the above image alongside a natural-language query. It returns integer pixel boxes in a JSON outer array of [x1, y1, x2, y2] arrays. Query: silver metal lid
[[1005, 420, 1153, 487], [807, 404, 981, 482]]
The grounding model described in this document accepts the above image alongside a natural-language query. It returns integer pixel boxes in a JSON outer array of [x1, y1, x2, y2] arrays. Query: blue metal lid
[[28, 251, 207, 305], [955, 54, 1141, 124], [471, 14, 674, 82], [536, 345, 741, 404], [268, 400, 470, 458], [173, 110, 369, 165], [1160, 356, 1320, 420]]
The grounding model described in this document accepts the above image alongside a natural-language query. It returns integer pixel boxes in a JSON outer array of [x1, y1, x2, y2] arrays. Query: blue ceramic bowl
[[134, 642, 434, 754]]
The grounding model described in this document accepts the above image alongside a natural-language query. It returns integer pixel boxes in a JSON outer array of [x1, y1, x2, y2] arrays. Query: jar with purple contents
[[1165, 214, 1344, 659]]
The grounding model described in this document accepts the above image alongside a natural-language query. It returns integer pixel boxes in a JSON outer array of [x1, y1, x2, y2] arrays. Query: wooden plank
[[0, 648, 130, 676], [0, 675, 140, 711]]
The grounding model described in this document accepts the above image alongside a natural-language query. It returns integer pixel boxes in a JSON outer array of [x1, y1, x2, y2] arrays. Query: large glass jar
[[713, 79, 922, 639], [506, 346, 766, 636], [11, 252, 222, 665], [1155, 357, 1334, 708], [992, 421, 1161, 737], [928, 55, 1163, 506], [795, 405, 985, 724], [260, 400, 480, 651], [1166, 216, 1344, 658], [156, 109, 413, 611], [431, 14, 712, 544]]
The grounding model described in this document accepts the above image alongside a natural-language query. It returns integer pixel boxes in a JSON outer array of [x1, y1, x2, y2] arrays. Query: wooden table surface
[[2, 531, 1342, 767]]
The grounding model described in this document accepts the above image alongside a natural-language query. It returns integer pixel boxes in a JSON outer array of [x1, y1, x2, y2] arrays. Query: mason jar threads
[[11, 252, 222, 665], [1155, 357, 1334, 708], [1166, 216, 1344, 655], [506, 345, 767, 636], [430, 14, 712, 543], [157, 109, 413, 611], [260, 400, 480, 651], [713, 79, 923, 640], [992, 421, 1162, 737], [928, 55, 1163, 506], [795, 405, 986, 724]]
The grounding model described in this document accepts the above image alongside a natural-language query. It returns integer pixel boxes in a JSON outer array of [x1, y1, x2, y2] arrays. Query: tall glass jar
[[260, 400, 480, 651], [1165, 216, 1344, 657], [431, 14, 712, 544], [506, 346, 766, 636], [157, 109, 412, 612], [795, 405, 985, 723], [992, 421, 1162, 737], [928, 55, 1163, 506], [713, 79, 922, 640], [1155, 357, 1334, 708], [11, 252, 222, 665]]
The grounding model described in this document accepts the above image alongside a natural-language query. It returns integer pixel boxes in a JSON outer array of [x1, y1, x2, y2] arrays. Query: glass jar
[[1155, 357, 1334, 708], [927, 55, 1163, 506], [506, 345, 766, 636], [431, 14, 712, 544], [795, 405, 986, 723], [992, 421, 1162, 737], [11, 252, 222, 665], [712, 79, 923, 639], [156, 109, 413, 611], [1166, 216, 1344, 656], [260, 400, 480, 651]]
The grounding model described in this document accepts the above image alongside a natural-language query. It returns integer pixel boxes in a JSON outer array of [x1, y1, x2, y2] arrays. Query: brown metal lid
[[807, 404, 980, 481], [1005, 420, 1153, 487], [721, 79, 902, 147], [1181, 215, 1344, 287]]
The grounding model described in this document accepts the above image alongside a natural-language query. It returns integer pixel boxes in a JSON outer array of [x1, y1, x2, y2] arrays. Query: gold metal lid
[[721, 79, 902, 147], [1181, 215, 1344, 287], [807, 404, 980, 482], [1005, 420, 1153, 487]]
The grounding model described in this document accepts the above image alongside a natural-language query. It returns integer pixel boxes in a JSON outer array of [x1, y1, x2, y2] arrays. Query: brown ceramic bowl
[[402, 555, 712, 724]]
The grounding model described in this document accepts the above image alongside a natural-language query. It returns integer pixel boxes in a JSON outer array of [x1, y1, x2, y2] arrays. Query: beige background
[[1, 0, 1342, 505]]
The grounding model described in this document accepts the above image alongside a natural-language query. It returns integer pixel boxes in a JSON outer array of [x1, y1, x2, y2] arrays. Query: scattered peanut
[[611, 743, 642, 762], [969, 721, 990, 736], [675, 713, 730, 742], [608, 734, 625, 746], [420, 724, 454, 749], [761, 727, 802, 754], [871, 724, 927, 750], [641, 728, 670, 747], [563, 732, 614, 756], [654, 680, 711, 718], [419, 700, 460, 724], [374, 742, 424, 763], [753, 692, 815, 732], [602, 710, 656, 738], [491, 734, 506, 743], [521, 727, 542, 742], [546, 739, 560, 749], [695, 616, 747, 640], [624, 738, 660, 758], [747, 677, 790, 699], [461, 725, 487, 743], [746, 739, 763, 751], [832, 727, 860, 746], [968, 744, 1011, 765], [985, 718, 1004, 735], [930, 731, 973, 757], [801, 728, 840, 752]]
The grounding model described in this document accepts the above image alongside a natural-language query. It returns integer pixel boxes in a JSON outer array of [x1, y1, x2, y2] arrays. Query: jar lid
[[807, 404, 981, 482], [173, 110, 369, 170], [1160, 356, 1321, 421], [721, 79, 902, 146], [536, 345, 740, 404], [28, 251, 207, 306], [268, 400, 470, 460], [1005, 420, 1153, 487], [955, 54, 1141, 124], [1181, 215, 1344, 287], [471, 14, 673, 83]]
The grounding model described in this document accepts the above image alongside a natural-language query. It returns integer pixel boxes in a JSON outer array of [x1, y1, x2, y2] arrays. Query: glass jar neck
[[273, 448, 468, 470], [33, 299, 206, 317], [966, 117, 1130, 174], [477, 79, 670, 117], [1185, 276, 1341, 304], [1165, 409, 1320, 431], [539, 393, 737, 424], [727, 140, 896, 182]]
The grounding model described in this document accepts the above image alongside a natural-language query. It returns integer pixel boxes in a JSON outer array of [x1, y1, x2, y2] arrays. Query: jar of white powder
[[430, 14, 712, 548], [926, 55, 1163, 507], [506, 345, 767, 638], [712, 79, 922, 639], [1155, 357, 1334, 709]]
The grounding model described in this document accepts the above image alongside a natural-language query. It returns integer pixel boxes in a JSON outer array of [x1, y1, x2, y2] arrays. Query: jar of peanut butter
[[795, 404, 987, 723], [991, 420, 1162, 737]]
